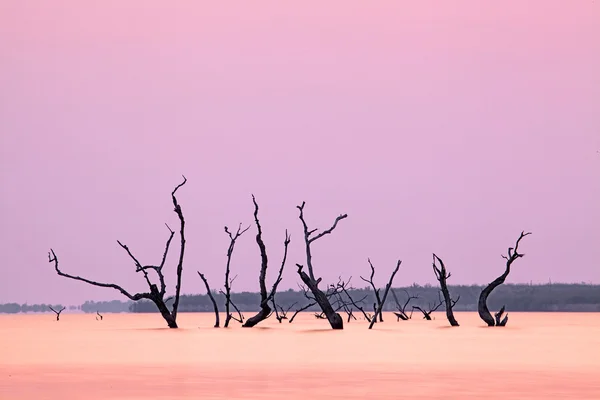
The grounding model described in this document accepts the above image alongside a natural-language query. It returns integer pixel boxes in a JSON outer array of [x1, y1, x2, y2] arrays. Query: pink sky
[[1, 1, 599, 304]]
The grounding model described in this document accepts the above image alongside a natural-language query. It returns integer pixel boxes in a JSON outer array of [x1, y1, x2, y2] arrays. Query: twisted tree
[[432, 253, 460, 326], [48, 306, 65, 321], [220, 223, 249, 328], [243, 195, 290, 327], [296, 202, 347, 329], [48, 177, 188, 328], [478, 231, 531, 327]]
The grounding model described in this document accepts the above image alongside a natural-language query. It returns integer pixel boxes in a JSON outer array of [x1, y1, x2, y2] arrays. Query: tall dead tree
[[48, 306, 65, 321], [368, 260, 401, 329], [432, 253, 460, 327], [221, 223, 249, 328], [478, 231, 531, 327], [360, 259, 383, 322], [243, 195, 290, 327], [48, 177, 188, 328], [296, 202, 347, 330], [197, 272, 220, 328]]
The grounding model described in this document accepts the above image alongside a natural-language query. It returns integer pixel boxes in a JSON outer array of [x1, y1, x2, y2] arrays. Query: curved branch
[[48, 249, 150, 302]]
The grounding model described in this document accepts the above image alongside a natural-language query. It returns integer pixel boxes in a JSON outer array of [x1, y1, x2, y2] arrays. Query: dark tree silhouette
[[368, 260, 401, 329], [413, 292, 447, 320], [96, 311, 103, 321], [432, 253, 460, 327], [338, 278, 372, 322], [272, 298, 296, 323], [220, 223, 249, 327], [391, 289, 417, 321], [296, 202, 347, 330], [49, 306, 65, 321], [243, 196, 290, 327], [197, 272, 220, 328], [360, 259, 384, 322], [478, 231, 532, 327], [48, 177, 188, 328]]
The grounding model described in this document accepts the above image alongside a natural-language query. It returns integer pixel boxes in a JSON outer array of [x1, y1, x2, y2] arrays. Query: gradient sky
[[1, 1, 599, 305]]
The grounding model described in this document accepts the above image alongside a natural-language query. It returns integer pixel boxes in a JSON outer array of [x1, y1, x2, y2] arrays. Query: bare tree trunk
[[49, 306, 65, 321], [198, 272, 220, 328], [243, 196, 290, 328], [478, 231, 531, 327], [368, 260, 401, 329], [432, 254, 460, 327], [221, 224, 250, 327], [360, 259, 383, 322], [47, 177, 188, 329], [296, 202, 347, 330]]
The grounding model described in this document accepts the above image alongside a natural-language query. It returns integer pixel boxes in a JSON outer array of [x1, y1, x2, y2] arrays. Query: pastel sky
[[1, 1, 599, 304]]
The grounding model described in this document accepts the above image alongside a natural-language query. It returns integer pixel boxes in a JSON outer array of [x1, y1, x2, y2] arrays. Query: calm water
[[1, 312, 600, 399]]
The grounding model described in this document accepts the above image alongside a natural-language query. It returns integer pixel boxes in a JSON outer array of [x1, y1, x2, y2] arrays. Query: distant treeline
[[2, 283, 598, 314], [130, 283, 600, 313], [0, 303, 65, 314]]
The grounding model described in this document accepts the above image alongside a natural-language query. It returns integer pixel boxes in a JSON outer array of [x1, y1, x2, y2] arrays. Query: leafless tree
[[48, 177, 188, 328], [338, 278, 372, 322], [49, 306, 65, 321], [96, 311, 103, 321], [243, 196, 291, 327], [368, 260, 401, 329], [360, 259, 384, 322], [197, 272, 220, 328], [432, 253, 460, 327], [271, 297, 296, 323], [413, 292, 446, 320], [478, 231, 532, 327], [220, 223, 249, 328], [296, 202, 348, 329], [391, 289, 417, 321]]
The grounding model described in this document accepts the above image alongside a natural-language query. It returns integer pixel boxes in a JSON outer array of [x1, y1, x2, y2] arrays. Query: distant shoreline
[[2, 283, 599, 314]]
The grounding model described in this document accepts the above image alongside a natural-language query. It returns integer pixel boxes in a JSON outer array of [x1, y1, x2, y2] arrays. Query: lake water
[[1, 312, 599, 399]]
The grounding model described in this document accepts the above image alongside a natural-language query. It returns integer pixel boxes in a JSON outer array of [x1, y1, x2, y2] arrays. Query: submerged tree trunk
[[432, 254, 460, 327], [297, 264, 344, 329], [243, 196, 290, 328], [198, 272, 220, 328], [478, 231, 531, 327], [296, 202, 347, 330]]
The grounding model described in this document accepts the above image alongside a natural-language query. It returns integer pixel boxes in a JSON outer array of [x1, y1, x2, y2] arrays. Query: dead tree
[[478, 231, 532, 327], [96, 311, 103, 321], [296, 202, 347, 330], [413, 292, 444, 320], [432, 253, 460, 327], [49, 306, 65, 321], [272, 298, 296, 323], [338, 278, 372, 322], [289, 301, 316, 323], [391, 289, 417, 321], [220, 223, 250, 328], [368, 260, 401, 329], [243, 196, 291, 327], [360, 259, 383, 322], [48, 177, 188, 328], [197, 272, 220, 328]]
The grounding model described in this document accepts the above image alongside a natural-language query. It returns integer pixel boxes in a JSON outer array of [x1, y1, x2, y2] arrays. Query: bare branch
[[369, 260, 402, 329], [48, 305, 66, 321], [170, 175, 188, 321], [198, 271, 220, 328], [48, 250, 149, 302]]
